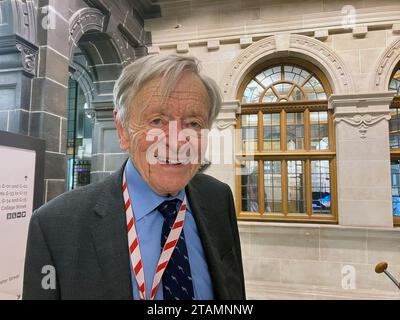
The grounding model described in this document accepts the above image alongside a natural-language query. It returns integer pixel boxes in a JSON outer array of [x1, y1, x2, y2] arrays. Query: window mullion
[[305, 159, 312, 217], [281, 109, 287, 151], [328, 111, 335, 152], [282, 159, 288, 216], [259, 159, 265, 215], [258, 110, 263, 152], [305, 108, 311, 151], [330, 158, 338, 222]]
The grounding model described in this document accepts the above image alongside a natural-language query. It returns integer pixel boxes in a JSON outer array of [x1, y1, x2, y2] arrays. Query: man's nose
[[165, 120, 188, 149]]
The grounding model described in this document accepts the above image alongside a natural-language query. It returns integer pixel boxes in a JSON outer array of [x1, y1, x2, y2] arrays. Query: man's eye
[[189, 122, 201, 129], [150, 118, 162, 126]]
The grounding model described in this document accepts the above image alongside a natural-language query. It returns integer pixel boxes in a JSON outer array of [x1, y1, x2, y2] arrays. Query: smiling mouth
[[156, 156, 190, 165]]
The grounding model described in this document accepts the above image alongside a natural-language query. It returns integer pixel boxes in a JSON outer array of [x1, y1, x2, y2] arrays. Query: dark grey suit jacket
[[22, 165, 246, 300]]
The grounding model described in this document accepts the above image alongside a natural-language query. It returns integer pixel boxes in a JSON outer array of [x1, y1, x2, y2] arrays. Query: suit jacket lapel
[[186, 181, 232, 300], [91, 167, 133, 300]]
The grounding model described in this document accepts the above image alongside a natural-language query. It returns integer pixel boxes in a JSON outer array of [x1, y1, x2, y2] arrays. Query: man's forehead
[[135, 78, 209, 103]]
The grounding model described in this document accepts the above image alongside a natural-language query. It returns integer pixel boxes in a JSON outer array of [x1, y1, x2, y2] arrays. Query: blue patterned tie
[[157, 199, 195, 300]]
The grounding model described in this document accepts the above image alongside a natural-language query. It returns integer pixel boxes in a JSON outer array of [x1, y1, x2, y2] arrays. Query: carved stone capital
[[16, 43, 37, 75], [335, 113, 391, 139], [215, 101, 241, 130], [330, 92, 394, 139], [0, 35, 38, 76]]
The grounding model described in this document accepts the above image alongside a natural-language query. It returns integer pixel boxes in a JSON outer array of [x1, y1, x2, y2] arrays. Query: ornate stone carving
[[221, 36, 275, 99], [68, 8, 106, 59], [335, 114, 391, 139], [290, 35, 351, 88], [11, 0, 37, 44], [216, 120, 237, 130], [221, 34, 354, 101], [215, 100, 241, 131], [16, 43, 37, 75], [372, 38, 400, 91]]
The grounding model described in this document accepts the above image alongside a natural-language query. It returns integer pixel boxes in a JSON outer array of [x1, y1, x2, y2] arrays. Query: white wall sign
[[0, 145, 36, 300]]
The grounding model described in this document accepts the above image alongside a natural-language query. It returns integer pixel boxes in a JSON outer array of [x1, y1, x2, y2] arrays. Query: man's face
[[116, 72, 210, 196]]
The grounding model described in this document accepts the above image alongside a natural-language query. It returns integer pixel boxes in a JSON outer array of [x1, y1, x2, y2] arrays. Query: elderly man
[[23, 54, 245, 300]]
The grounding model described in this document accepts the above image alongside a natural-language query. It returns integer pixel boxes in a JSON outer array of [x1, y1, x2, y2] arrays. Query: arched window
[[389, 64, 400, 226], [237, 59, 337, 223], [242, 65, 328, 103]]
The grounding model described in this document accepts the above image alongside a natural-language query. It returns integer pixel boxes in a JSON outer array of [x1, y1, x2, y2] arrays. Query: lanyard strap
[[122, 171, 187, 300]]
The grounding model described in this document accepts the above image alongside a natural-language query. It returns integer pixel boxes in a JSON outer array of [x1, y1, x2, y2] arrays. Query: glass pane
[[389, 69, 400, 94], [311, 160, 331, 214], [392, 160, 400, 217], [241, 161, 259, 212], [274, 82, 292, 98], [287, 160, 306, 213], [310, 111, 329, 150], [256, 69, 274, 88], [264, 161, 282, 213], [389, 109, 400, 149], [243, 80, 264, 103], [262, 88, 278, 103], [243, 65, 328, 103], [241, 114, 258, 152], [287, 113, 304, 150], [284, 65, 310, 86], [302, 76, 326, 101], [263, 113, 281, 151], [288, 86, 304, 101]]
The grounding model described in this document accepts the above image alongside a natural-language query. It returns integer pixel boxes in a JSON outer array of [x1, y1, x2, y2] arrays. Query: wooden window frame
[[390, 97, 400, 226], [236, 60, 337, 223]]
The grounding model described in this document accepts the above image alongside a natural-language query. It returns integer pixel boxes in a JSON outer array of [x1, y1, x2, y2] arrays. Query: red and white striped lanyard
[[122, 171, 187, 300]]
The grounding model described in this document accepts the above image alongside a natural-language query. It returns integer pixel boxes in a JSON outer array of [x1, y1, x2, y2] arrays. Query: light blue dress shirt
[[125, 159, 214, 300]]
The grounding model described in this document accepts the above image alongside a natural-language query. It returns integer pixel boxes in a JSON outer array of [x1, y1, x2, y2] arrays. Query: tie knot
[[157, 199, 180, 220]]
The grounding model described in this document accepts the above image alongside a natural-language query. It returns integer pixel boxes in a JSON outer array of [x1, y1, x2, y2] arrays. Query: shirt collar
[[124, 159, 185, 222]]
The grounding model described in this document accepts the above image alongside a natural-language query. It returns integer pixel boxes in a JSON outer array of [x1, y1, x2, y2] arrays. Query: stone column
[[330, 92, 395, 227], [204, 100, 240, 193]]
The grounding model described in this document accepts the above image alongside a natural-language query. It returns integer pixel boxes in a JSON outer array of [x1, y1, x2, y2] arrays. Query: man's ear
[[114, 110, 130, 150]]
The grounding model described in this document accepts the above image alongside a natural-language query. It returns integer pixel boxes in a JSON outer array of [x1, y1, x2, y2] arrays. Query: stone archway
[[68, 7, 133, 67], [370, 37, 400, 92], [70, 61, 95, 110], [221, 34, 354, 101], [68, 8, 107, 61]]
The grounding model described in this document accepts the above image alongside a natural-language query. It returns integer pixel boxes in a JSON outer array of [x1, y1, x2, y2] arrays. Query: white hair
[[113, 54, 222, 128]]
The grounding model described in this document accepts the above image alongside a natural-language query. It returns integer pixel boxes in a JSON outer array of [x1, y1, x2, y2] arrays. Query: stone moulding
[[70, 61, 95, 110], [221, 34, 354, 101], [68, 8, 138, 67], [371, 38, 400, 92], [68, 7, 107, 60], [11, 0, 37, 44]]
